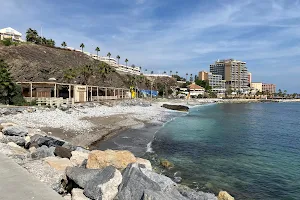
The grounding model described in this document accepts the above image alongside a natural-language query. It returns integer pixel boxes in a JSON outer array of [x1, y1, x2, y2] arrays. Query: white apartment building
[[210, 59, 249, 93], [0, 27, 23, 42], [198, 71, 226, 93]]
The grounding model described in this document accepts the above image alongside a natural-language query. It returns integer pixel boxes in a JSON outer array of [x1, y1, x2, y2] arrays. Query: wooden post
[[97, 87, 99, 101], [54, 83, 57, 98], [113, 89, 116, 99], [30, 83, 33, 101], [69, 84, 71, 99], [90, 86, 93, 102], [122, 89, 124, 99], [105, 88, 108, 100]]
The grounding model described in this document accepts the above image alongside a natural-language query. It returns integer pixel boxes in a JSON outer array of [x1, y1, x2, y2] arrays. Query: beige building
[[198, 71, 209, 81], [210, 59, 249, 93], [0, 27, 23, 41], [251, 82, 262, 93], [262, 83, 276, 94]]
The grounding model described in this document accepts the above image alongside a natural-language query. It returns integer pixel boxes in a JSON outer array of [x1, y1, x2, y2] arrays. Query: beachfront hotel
[[262, 83, 276, 94], [251, 82, 263, 93], [198, 71, 226, 93], [0, 27, 23, 42], [210, 59, 249, 93]]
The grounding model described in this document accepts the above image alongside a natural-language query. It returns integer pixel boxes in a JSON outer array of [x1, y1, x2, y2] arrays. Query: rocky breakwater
[[162, 104, 189, 112], [0, 121, 234, 200]]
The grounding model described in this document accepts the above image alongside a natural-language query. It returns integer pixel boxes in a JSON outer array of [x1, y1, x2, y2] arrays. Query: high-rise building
[[198, 71, 226, 93], [248, 72, 252, 84], [210, 59, 249, 92], [262, 83, 276, 94]]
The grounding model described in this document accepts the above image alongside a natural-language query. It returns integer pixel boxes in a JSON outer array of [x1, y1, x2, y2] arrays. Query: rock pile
[[0, 121, 233, 200]]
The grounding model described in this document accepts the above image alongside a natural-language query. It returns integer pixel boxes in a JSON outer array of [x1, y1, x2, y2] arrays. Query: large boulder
[[86, 150, 136, 170], [0, 142, 28, 157], [84, 166, 122, 200], [218, 191, 234, 200], [31, 145, 55, 159], [70, 151, 89, 166], [2, 126, 28, 137], [36, 136, 65, 147], [116, 163, 161, 200], [0, 136, 26, 146], [71, 188, 89, 200], [55, 146, 72, 159], [136, 158, 152, 171], [66, 167, 102, 188], [142, 189, 186, 200], [178, 185, 218, 200], [44, 157, 73, 171], [162, 104, 189, 112]]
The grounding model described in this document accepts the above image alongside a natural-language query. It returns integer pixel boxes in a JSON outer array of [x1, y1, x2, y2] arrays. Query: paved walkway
[[0, 153, 64, 200]]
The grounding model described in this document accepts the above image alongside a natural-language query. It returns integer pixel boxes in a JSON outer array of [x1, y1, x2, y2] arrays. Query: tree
[[63, 68, 77, 83], [61, 41, 67, 48], [0, 59, 25, 105], [116, 55, 120, 65], [131, 64, 136, 68], [26, 28, 39, 43], [80, 43, 85, 52], [195, 79, 211, 91], [278, 89, 283, 97], [176, 71, 178, 76], [190, 74, 193, 82], [145, 69, 148, 73], [80, 65, 93, 85], [95, 47, 100, 57], [125, 59, 129, 67], [107, 52, 111, 63], [284, 90, 287, 97], [170, 70, 172, 75], [46, 39, 55, 47], [151, 71, 154, 74], [186, 73, 188, 81], [163, 71, 166, 74]]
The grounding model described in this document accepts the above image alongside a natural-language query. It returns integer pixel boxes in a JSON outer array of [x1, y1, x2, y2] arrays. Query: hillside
[[0, 43, 177, 91]]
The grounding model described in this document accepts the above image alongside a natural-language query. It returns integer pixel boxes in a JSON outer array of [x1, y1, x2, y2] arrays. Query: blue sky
[[1, 0, 300, 92]]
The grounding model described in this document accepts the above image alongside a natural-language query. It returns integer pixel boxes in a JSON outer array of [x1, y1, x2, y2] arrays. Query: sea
[[97, 102, 300, 200], [151, 103, 300, 200]]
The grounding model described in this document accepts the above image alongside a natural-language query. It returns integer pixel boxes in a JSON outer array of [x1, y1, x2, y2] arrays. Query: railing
[[36, 97, 74, 107]]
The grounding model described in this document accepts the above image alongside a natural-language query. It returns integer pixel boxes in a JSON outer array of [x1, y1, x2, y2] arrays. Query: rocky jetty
[[162, 104, 189, 112], [0, 121, 228, 200]]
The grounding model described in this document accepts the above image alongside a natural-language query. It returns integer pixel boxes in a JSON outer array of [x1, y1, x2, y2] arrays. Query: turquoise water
[[151, 103, 300, 200]]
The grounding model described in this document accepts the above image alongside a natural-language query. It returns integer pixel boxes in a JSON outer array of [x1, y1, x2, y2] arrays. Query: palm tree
[[176, 71, 178, 76], [185, 73, 188, 81], [163, 71, 166, 74], [116, 55, 120, 65], [95, 47, 100, 58], [190, 74, 193, 82], [61, 41, 67, 48], [107, 52, 111, 63], [145, 69, 148, 74], [170, 70, 172, 76], [151, 71, 154, 74], [125, 59, 129, 67], [80, 43, 85, 52]]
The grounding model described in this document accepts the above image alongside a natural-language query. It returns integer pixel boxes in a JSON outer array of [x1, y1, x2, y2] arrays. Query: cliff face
[[0, 43, 177, 90]]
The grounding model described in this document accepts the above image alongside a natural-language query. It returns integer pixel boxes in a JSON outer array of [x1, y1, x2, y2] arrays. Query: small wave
[[146, 141, 154, 153]]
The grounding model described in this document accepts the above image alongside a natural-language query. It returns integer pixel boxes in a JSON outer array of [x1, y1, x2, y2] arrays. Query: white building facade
[[0, 27, 23, 42]]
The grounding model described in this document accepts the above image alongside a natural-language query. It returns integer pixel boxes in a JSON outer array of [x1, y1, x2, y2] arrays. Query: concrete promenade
[[0, 153, 64, 200]]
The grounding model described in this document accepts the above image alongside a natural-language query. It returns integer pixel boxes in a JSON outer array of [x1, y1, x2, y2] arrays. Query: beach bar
[[16, 81, 131, 103]]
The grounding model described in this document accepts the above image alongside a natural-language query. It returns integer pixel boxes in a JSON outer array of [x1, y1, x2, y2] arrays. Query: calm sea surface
[[151, 103, 300, 200]]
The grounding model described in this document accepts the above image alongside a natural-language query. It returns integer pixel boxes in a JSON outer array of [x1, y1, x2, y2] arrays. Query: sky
[[1, 0, 300, 92]]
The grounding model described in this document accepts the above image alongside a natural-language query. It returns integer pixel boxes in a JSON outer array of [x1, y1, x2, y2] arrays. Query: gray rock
[[177, 185, 218, 200], [142, 189, 187, 200], [66, 167, 102, 188], [31, 145, 55, 159], [54, 146, 72, 159], [84, 166, 122, 200], [75, 147, 90, 153], [174, 177, 182, 183], [62, 142, 77, 151], [2, 126, 28, 137], [35, 136, 65, 147], [116, 163, 161, 200], [0, 136, 26, 146]]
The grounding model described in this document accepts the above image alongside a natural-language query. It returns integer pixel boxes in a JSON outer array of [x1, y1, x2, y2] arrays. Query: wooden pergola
[[17, 81, 130, 102]]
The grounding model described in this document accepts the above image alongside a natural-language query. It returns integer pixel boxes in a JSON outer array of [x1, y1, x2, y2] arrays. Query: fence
[[36, 97, 74, 107]]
